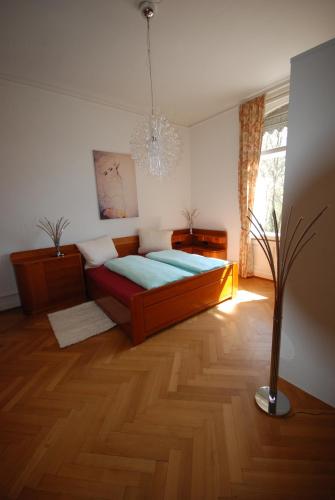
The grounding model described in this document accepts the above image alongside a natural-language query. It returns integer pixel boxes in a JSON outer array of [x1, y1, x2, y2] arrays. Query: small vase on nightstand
[[55, 243, 64, 257], [182, 209, 199, 237], [37, 217, 70, 258]]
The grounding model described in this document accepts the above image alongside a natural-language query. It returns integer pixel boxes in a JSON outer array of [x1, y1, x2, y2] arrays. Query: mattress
[[85, 265, 145, 306]]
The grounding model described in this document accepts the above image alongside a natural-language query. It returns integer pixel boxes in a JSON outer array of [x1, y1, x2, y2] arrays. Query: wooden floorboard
[[0, 278, 334, 499]]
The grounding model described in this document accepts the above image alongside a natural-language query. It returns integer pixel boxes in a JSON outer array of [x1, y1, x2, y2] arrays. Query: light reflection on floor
[[216, 289, 268, 314]]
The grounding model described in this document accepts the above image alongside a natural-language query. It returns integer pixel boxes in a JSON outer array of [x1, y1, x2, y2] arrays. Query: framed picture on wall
[[93, 150, 139, 219]]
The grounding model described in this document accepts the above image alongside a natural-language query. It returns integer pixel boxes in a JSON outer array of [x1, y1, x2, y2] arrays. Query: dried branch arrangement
[[181, 209, 199, 234], [37, 217, 70, 257], [248, 205, 328, 416]]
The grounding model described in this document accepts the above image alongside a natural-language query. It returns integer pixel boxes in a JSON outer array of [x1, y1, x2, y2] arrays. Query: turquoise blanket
[[146, 249, 229, 274], [104, 255, 195, 290]]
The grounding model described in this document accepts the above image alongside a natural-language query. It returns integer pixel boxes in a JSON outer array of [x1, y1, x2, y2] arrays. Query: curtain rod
[[266, 89, 290, 104], [242, 79, 290, 105]]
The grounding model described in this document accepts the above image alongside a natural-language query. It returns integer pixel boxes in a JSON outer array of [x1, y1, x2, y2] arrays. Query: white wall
[[279, 39, 335, 406], [190, 108, 240, 261], [0, 81, 191, 308]]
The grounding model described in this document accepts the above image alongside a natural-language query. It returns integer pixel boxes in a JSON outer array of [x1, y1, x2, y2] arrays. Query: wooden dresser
[[172, 228, 227, 259], [11, 245, 86, 314]]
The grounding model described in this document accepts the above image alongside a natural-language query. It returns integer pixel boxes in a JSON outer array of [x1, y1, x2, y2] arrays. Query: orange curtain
[[238, 95, 265, 278]]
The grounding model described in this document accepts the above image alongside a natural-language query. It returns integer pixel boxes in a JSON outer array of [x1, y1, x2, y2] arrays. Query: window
[[253, 105, 288, 234]]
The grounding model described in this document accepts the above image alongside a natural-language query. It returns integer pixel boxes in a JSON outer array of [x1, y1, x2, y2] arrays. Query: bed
[[85, 235, 238, 345]]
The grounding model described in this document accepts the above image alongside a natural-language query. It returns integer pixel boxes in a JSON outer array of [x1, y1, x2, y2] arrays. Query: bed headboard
[[11, 229, 227, 265], [11, 235, 140, 267], [112, 235, 139, 256]]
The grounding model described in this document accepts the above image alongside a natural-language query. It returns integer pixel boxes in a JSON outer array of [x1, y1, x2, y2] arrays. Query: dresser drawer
[[193, 248, 227, 259], [200, 249, 227, 259], [44, 255, 85, 304], [11, 251, 86, 314]]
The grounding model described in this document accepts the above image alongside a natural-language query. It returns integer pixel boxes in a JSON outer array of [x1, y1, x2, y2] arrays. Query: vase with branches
[[182, 209, 199, 234], [248, 205, 327, 416], [37, 217, 70, 257]]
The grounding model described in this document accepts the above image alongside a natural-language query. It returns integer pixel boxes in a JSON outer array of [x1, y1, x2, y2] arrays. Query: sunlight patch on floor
[[216, 289, 268, 314]]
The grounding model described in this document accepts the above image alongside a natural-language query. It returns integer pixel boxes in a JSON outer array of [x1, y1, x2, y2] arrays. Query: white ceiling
[[1, 0, 335, 126]]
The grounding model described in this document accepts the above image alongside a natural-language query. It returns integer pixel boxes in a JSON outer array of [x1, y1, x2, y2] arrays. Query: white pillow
[[76, 235, 118, 267], [138, 229, 172, 254]]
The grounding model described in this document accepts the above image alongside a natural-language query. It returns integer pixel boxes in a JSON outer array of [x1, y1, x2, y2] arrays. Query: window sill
[[251, 234, 279, 242]]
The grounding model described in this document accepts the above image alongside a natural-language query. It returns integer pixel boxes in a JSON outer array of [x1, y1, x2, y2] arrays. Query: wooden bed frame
[[86, 234, 238, 345]]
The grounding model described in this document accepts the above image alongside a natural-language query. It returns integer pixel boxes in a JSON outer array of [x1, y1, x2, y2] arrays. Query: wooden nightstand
[[11, 246, 86, 314], [172, 228, 227, 259]]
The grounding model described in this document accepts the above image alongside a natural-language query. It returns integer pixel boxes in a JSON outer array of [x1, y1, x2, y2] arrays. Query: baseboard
[[253, 269, 273, 280], [252, 275, 273, 282], [0, 293, 21, 311]]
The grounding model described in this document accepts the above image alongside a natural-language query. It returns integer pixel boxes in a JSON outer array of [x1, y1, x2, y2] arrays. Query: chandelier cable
[[130, 1, 181, 177], [146, 16, 154, 116]]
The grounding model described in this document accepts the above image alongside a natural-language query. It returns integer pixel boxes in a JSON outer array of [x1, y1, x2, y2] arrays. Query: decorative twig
[[182, 209, 199, 234], [248, 205, 328, 416], [281, 232, 316, 288], [247, 224, 275, 281], [279, 206, 292, 290], [247, 210, 273, 261], [272, 209, 280, 295], [247, 211, 278, 295], [181, 208, 199, 224], [37, 217, 70, 257], [285, 207, 327, 273], [280, 216, 303, 287], [248, 227, 277, 294]]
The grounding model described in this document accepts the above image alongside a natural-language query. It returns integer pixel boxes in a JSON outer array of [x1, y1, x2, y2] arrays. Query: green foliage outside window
[[254, 127, 287, 233]]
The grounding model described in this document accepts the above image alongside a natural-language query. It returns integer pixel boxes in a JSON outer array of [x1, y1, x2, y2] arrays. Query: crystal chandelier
[[130, 1, 181, 177]]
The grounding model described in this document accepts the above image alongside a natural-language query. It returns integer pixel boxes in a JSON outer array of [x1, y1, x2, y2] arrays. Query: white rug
[[48, 301, 116, 348]]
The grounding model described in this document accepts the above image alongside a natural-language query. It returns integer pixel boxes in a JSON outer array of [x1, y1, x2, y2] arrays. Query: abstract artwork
[[93, 150, 139, 219]]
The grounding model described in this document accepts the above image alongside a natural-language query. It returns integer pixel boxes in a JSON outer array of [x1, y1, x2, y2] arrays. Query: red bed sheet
[[85, 265, 145, 306]]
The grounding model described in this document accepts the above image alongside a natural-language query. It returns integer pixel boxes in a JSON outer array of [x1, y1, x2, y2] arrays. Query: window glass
[[253, 126, 287, 233], [262, 127, 287, 152]]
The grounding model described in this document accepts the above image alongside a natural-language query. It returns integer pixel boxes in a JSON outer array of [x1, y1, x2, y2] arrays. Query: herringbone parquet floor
[[0, 278, 334, 500]]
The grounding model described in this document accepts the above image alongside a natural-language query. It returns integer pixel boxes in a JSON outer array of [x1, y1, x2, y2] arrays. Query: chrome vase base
[[255, 386, 291, 417]]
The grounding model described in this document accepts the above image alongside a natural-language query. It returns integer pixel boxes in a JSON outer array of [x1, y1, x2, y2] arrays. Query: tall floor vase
[[249, 206, 327, 416]]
